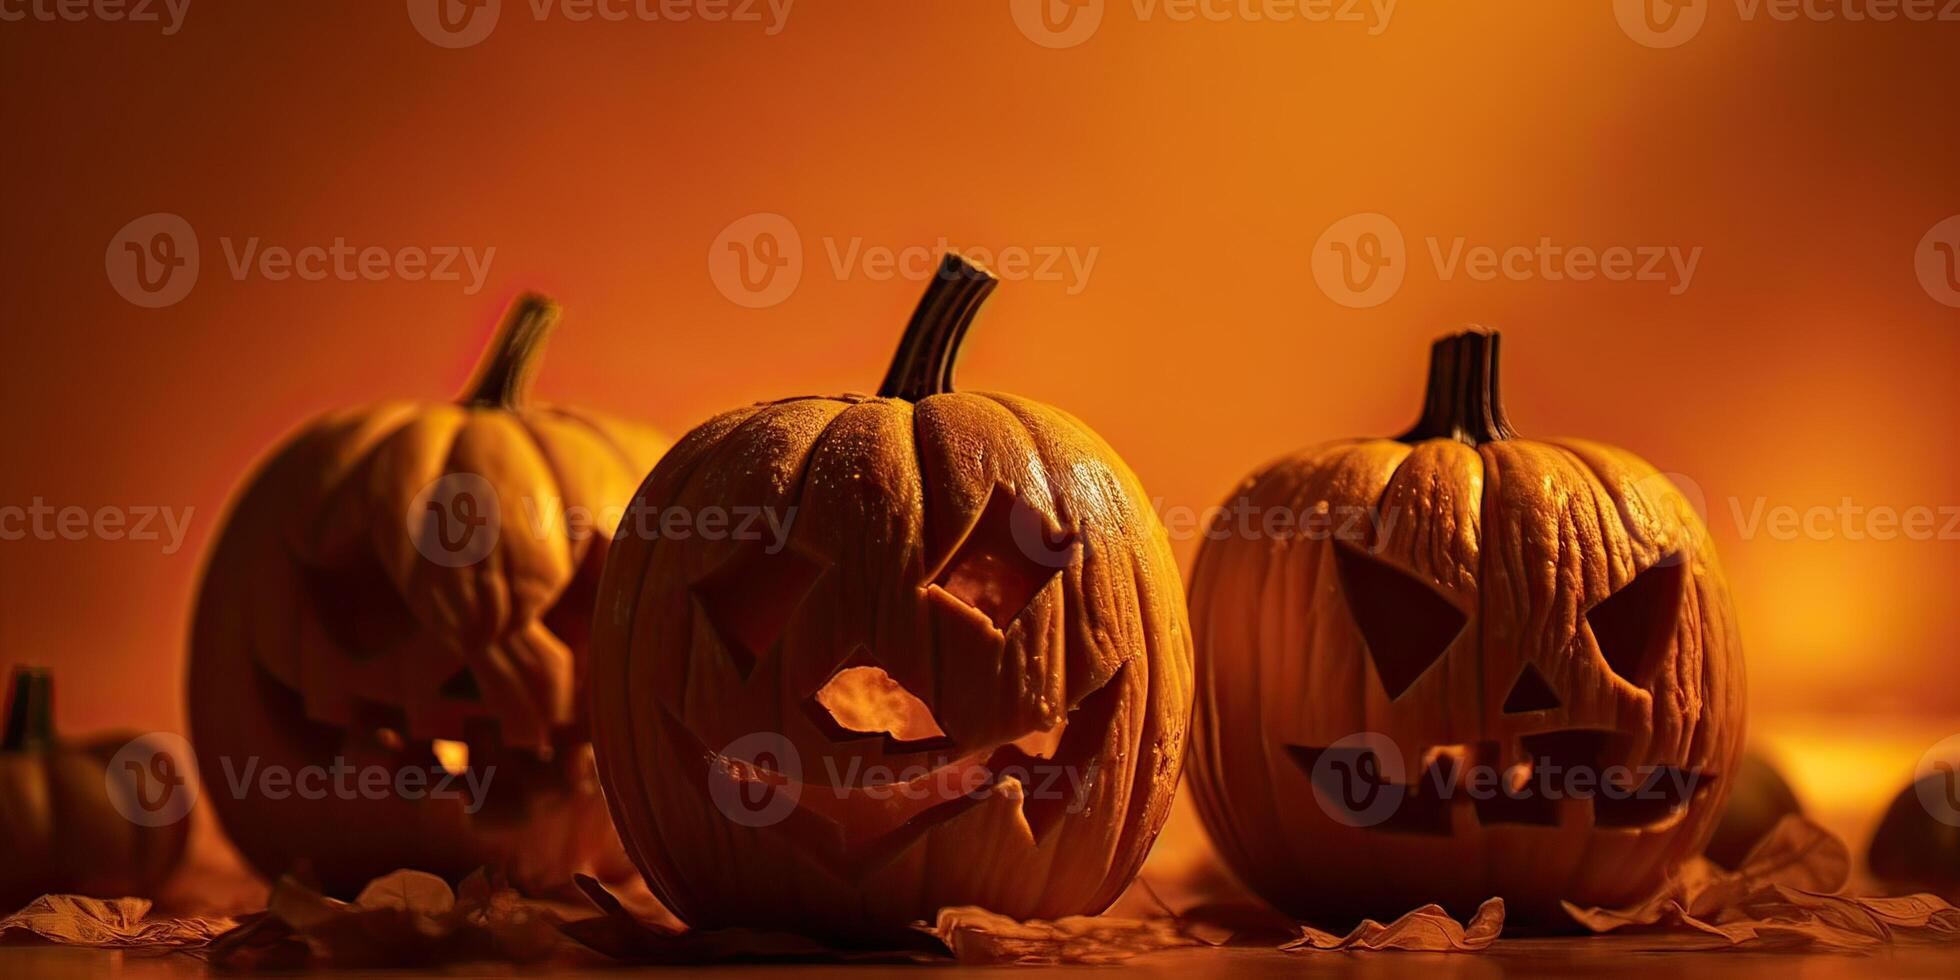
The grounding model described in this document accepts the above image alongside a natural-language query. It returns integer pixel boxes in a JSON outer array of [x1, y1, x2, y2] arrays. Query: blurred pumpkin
[[187, 296, 666, 896], [1186, 330, 1745, 926], [1705, 751, 1802, 869], [589, 254, 1192, 944], [1868, 770, 1960, 898], [1, 667, 190, 912]]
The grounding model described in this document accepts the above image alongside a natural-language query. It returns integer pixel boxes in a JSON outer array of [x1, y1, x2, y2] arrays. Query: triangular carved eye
[[1586, 557, 1685, 690], [1502, 663, 1562, 713], [932, 485, 1073, 631], [1334, 543, 1466, 700], [691, 542, 824, 678]]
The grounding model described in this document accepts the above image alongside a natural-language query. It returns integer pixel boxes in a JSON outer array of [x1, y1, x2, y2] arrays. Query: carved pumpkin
[[187, 296, 666, 896], [1186, 330, 1744, 925], [1, 667, 190, 912], [589, 254, 1193, 944], [1869, 772, 1960, 899], [1705, 751, 1801, 869]]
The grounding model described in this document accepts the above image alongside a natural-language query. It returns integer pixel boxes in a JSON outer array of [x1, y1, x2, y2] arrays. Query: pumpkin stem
[[878, 253, 999, 400], [2, 666, 54, 752], [460, 294, 562, 409], [1396, 329, 1519, 445]]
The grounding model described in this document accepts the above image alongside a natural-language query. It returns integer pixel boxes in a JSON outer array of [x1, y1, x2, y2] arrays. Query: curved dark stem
[[1396, 329, 1520, 445], [878, 254, 999, 400], [2, 666, 53, 752], [460, 294, 561, 409]]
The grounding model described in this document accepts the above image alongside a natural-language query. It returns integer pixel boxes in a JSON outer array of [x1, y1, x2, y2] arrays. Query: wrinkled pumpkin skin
[[590, 257, 1193, 945], [0, 669, 190, 912], [187, 298, 665, 897], [1187, 331, 1745, 927]]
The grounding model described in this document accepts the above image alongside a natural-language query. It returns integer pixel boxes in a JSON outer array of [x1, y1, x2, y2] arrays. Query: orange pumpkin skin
[[186, 298, 665, 897], [1186, 331, 1744, 926], [0, 669, 190, 912], [590, 256, 1193, 944]]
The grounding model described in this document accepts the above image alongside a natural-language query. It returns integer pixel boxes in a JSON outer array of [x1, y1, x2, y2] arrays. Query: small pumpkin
[[0, 667, 191, 912], [1705, 751, 1802, 869], [1186, 330, 1744, 926], [589, 254, 1193, 944], [1868, 771, 1960, 899], [187, 296, 666, 896]]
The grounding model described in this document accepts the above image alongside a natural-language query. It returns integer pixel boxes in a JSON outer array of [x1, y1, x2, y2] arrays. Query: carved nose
[[1502, 663, 1562, 714]]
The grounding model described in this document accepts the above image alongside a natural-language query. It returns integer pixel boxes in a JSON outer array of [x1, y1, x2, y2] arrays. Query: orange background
[[1, 3, 1957, 850]]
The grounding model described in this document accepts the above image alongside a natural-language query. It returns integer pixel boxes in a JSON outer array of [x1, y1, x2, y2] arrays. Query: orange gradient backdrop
[[1, 3, 1957, 836]]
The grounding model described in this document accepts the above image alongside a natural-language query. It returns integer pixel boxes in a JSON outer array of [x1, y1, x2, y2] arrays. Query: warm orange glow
[[814, 666, 945, 742], [431, 739, 470, 777], [0, 4, 1951, 760]]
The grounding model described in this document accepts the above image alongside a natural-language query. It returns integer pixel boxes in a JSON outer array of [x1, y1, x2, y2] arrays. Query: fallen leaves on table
[[1284, 897, 1506, 951], [207, 868, 566, 969], [920, 905, 1201, 964], [1564, 815, 1960, 950], [558, 873, 936, 963], [0, 894, 236, 948]]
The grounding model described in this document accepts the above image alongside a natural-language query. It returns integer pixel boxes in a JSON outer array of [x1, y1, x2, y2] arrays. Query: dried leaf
[[1282, 898, 1504, 952], [353, 869, 456, 916], [1563, 816, 1960, 951], [0, 894, 234, 948], [920, 906, 1200, 965], [207, 869, 573, 969]]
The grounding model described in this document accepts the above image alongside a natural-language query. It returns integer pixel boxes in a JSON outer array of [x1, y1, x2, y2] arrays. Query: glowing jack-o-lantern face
[[1187, 331, 1744, 926], [590, 255, 1193, 944], [187, 297, 666, 896]]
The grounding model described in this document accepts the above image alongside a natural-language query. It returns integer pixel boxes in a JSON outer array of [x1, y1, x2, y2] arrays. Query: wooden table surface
[[7, 941, 1960, 979]]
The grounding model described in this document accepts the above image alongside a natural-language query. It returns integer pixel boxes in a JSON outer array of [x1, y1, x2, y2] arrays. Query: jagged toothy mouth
[[1285, 729, 1716, 836]]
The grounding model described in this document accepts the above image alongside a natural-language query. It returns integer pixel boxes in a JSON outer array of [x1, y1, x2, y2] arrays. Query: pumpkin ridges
[[977, 390, 1189, 915], [587, 399, 776, 914]]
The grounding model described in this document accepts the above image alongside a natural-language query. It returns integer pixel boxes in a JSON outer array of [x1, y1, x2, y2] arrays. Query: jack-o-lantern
[[1186, 330, 1744, 926], [589, 255, 1193, 944], [1, 667, 191, 912], [187, 296, 666, 897]]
